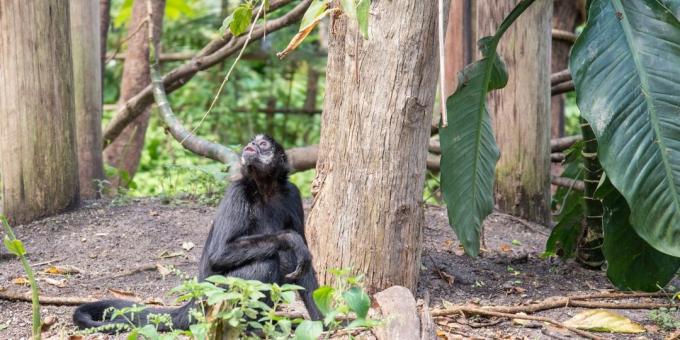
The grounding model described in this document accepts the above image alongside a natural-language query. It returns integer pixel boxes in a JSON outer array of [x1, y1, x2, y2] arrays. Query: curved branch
[[103, 0, 311, 147], [147, 1, 240, 174]]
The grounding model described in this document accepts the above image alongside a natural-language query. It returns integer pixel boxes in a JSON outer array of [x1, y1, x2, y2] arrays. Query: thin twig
[[183, 1, 267, 145], [104, 18, 151, 64], [568, 291, 679, 300], [0, 290, 96, 306], [32, 258, 64, 267], [431, 296, 678, 317]]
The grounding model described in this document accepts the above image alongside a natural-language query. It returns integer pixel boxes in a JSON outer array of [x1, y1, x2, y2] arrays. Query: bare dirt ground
[[0, 198, 678, 339]]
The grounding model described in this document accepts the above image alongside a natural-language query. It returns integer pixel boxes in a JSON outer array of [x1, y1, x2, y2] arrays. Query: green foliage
[[339, 0, 371, 39], [649, 307, 680, 331], [313, 269, 381, 334], [221, 3, 254, 36], [80, 269, 378, 339], [439, 0, 535, 257], [2, 216, 41, 340], [543, 142, 584, 259], [105, 0, 325, 199], [355, 0, 370, 39], [598, 177, 680, 291], [301, 0, 328, 29], [570, 0, 680, 258]]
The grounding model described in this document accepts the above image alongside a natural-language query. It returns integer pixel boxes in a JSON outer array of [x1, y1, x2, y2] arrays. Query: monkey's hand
[[278, 232, 312, 280]]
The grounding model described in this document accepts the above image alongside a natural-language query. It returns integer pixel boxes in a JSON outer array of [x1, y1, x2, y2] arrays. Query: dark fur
[[73, 135, 322, 332]]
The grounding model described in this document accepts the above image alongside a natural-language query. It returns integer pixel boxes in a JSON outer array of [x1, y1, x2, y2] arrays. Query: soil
[[0, 198, 678, 339]]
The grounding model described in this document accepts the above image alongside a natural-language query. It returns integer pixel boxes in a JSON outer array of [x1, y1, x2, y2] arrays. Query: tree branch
[[146, 0, 241, 174], [102, 0, 310, 147], [552, 80, 575, 96], [551, 135, 582, 152], [552, 28, 577, 44], [550, 69, 572, 86]]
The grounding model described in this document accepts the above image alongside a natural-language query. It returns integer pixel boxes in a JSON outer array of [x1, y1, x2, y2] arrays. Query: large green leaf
[[661, 0, 680, 19], [544, 142, 585, 259], [598, 177, 680, 291], [440, 0, 535, 256], [570, 0, 680, 257]]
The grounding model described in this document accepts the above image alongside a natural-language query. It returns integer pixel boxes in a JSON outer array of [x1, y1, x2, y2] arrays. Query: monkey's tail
[[73, 299, 194, 334]]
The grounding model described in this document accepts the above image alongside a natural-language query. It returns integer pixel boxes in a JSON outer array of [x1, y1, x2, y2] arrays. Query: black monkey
[[73, 135, 322, 332]]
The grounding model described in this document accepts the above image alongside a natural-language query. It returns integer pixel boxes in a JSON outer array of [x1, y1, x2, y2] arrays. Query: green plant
[[80, 269, 379, 339], [2, 216, 41, 340], [439, 0, 535, 257], [311, 269, 380, 338], [649, 307, 680, 331], [438, 0, 680, 291]]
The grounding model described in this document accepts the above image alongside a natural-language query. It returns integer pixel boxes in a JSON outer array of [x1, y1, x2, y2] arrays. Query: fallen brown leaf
[[41, 277, 67, 288], [12, 277, 29, 286], [44, 265, 82, 275]]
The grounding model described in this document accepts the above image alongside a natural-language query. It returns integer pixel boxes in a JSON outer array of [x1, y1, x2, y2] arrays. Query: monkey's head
[[240, 134, 289, 181]]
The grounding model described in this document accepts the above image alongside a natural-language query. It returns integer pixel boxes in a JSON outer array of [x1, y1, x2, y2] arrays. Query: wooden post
[[476, 0, 553, 224], [0, 0, 80, 224], [71, 0, 106, 199]]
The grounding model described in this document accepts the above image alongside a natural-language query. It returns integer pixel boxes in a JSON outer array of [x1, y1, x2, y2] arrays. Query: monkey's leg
[[280, 251, 322, 321], [296, 268, 322, 321]]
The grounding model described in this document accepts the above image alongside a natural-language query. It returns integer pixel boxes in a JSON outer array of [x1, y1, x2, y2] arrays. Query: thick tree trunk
[[71, 1, 105, 199], [0, 0, 80, 224], [306, 1, 440, 293], [476, 0, 552, 224], [551, 0, 585, 138], [103, 0, 165, 185]]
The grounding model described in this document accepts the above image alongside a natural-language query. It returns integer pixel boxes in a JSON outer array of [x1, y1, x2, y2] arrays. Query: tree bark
[[551, 0, 585, 138], [71, 1, 105, 199], [444, 0, 474, 96], [306, 1, 440, 293], [100, 0, 111, 85], [0, 0, 80, 224], [103, 0, 165, 185], [476, 0, 552, 224]]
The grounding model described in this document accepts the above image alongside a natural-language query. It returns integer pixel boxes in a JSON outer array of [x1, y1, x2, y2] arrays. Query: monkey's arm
[[208, 231, 310, 273]]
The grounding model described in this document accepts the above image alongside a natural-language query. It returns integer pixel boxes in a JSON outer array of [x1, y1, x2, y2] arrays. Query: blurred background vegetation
[[103, 0, 582, 204]]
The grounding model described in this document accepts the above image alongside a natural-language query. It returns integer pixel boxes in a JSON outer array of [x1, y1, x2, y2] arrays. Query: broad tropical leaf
[[544, 142, 585, 259], [570, 0, 680, 257], [598, 177, 680, 291], [440, 0, 535, 256]]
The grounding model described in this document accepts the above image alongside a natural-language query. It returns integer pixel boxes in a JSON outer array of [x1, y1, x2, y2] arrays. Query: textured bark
[[71, 1, 105, 199], [306, 1, 440, 292], [551, 0, 585, 138], [103, 0, 165, 184], [100, 0, 111, 84], [0, 0, 79, 224], [444, 0, 474, 96], [576, 120, 604, 268], [476, 0, 552, 224]]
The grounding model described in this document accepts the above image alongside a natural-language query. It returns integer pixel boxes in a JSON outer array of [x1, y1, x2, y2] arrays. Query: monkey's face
[[241, 135, 279, 173]]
